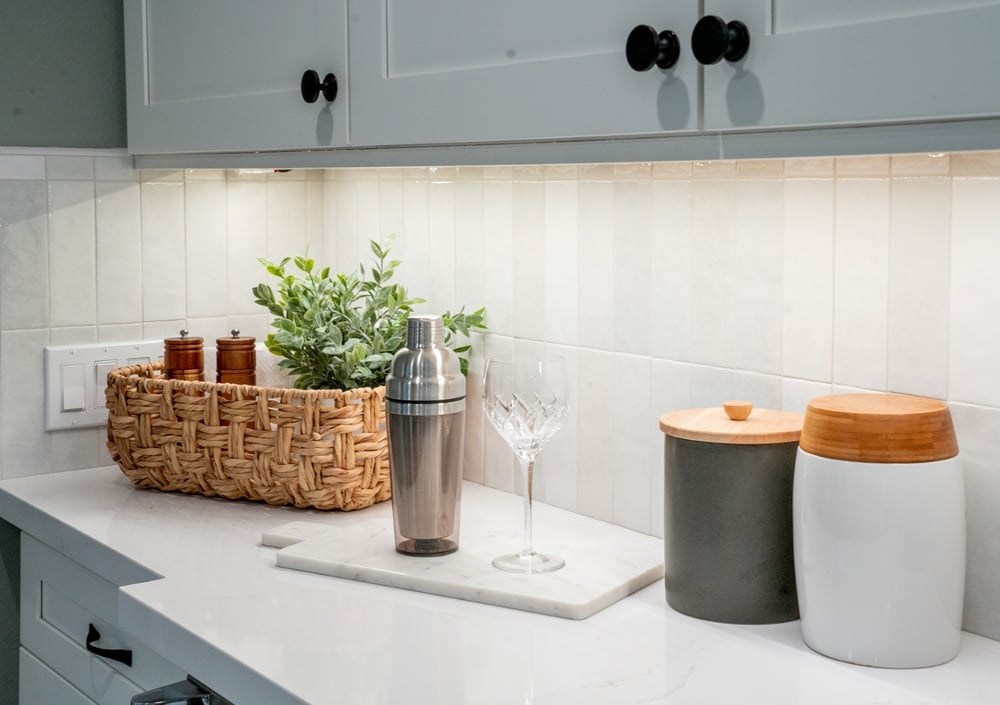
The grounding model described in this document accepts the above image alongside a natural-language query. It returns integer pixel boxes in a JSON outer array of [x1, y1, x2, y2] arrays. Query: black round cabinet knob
[[626, 24, 680, 71], [300, 70, 338, 103], [691, 16, 750, 65]]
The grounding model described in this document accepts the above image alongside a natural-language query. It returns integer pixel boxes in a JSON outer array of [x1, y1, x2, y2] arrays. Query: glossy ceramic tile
[[950, 178, 1000, 407], [887, 177, 951, 399], [611, 354, 652, 534], [454, 180, 486, 328], [732, 178, 783, 375], [543, 181, 578, 347], [185, 181, 228, 319], [48, 180, 97, 327], [266, 180, 307, 261], [613, 181, 652, 356], [94, 155, 137, 182], [833, 178, 890, 391], [511, 180, 545, 341], [576, 180, 615, 351], [690, 178, 737, 368], [45, 156, 94, 180], [782, 178, 834, 382], [427, 179, 456, 315], [781, 377, 833, 415], [575, 348, 615, 523], [648, 180, 692, 362], [0, 329, 50, 478], [0, 154, 45, 180], [95, 182, 142, 325], [481, 180, 513, 337], [400, 177, 430, 308], [0, 180, 49, 330], [140, 181, 185, 322], [225, 181, 267, 317]]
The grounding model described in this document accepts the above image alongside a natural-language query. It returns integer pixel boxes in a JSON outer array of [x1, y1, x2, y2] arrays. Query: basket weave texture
[[105, 362, 391, 511]]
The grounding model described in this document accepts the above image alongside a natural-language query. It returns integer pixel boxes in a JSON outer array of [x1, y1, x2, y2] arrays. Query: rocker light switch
[[61, 363, 86, 411], [44, 341, 162, 430]]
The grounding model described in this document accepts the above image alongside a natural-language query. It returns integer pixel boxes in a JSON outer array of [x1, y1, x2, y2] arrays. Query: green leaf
[[252, 235, 488, 388]]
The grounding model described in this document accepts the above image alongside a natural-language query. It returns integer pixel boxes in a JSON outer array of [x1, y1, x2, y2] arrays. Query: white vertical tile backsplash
[[0, 180, 49, 331], [887, 177, 951, 399], [576, 180, 615, 351], [48, 180, 97, 327], [542, 180, 578, 347], [648, 179, 692, 363], [511, 179, 546, 341], [612, 180, 652, 356], [140, 180, 185, 322], [950, 177, 1000, 407], [481, 179, 513, 336], [782, 178, 834, 382], [833, 178, 890, 390], [5, 146, 1000, 642], [96, 182, 142, 325], [226, 181, 267, 316], [185, 180, 228, 320]]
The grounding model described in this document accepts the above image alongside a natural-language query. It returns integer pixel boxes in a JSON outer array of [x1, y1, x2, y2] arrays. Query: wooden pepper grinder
[[216, 329, 256, 385], [164, 329, 205, 381]]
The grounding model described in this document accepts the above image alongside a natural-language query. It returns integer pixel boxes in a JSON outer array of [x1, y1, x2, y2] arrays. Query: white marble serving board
[[262, 483, 664, 619]]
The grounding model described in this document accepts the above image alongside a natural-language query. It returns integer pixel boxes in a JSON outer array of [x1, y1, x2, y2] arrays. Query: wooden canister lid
[[799, 393, 958, 463], [659, 401, 803, 445]]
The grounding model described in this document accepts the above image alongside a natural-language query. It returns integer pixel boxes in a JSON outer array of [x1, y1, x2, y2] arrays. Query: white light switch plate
[[44, 341, 162, 431]]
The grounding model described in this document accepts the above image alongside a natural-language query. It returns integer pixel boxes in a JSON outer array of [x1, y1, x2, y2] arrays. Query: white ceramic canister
[[793, 393, 965, 668]]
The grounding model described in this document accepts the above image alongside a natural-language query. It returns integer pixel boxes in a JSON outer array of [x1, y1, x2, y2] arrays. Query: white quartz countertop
[[2, 467, 999, 705]]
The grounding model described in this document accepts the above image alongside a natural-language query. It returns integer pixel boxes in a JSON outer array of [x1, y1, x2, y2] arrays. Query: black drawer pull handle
[[86, 623, 133, 667]]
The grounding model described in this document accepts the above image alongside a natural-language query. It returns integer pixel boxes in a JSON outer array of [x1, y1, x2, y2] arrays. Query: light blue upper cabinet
[[346, 0, 700, 147], [701, 0, 1000, 130], [125, 0, 348, 154]]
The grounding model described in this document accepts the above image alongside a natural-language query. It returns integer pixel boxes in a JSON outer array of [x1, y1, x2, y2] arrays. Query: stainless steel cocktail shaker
[[386, 315, 466, 556]]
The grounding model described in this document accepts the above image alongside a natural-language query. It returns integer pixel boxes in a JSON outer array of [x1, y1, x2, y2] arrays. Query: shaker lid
[[659, 401, 803, 445], [799, 393, 958, 463], [385, 315, 465, 402]]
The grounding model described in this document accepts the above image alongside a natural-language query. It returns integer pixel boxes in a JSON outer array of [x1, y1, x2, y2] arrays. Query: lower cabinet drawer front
[[20, 534, 186, 701], [20, 647, 102, 705]]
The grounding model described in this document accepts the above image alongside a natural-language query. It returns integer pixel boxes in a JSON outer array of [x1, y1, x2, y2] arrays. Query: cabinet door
[[702, 1, 1000, 130], [348, 0, 699, 146], [20, 648, 101, 705], [125, 0, 349, 154]]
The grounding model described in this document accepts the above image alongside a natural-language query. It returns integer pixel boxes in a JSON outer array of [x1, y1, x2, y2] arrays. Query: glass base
[[492, 550, 565, 574]]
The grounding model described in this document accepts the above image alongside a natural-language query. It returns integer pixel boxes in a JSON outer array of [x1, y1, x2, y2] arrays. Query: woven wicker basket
[[104, 362, 391, 511]]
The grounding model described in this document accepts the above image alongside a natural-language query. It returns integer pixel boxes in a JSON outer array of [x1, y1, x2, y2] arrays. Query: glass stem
[[519, 454, 536, 558]]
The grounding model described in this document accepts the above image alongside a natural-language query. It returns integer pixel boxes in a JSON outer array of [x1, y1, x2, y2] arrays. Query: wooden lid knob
[[723, 400, 753, 420], [799, 393, 958, 463]]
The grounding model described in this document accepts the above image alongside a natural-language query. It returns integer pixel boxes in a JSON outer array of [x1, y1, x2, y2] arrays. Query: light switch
[[44, 340, 162, 431], [61, 363, 86, 412], [95, 360, 118, 408]]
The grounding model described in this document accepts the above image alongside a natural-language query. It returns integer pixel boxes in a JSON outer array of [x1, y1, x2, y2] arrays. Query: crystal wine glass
[[482, 354, 569, 573]]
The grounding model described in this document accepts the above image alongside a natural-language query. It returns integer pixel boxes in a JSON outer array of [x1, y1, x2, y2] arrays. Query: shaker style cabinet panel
[[700, 0, 1000, 130], [19, 534, 186, 705], [347, 0, 700, 146], [125, 0, 349, 154]]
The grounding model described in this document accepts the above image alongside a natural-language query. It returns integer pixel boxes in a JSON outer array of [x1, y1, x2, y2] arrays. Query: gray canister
[[659, 401, 803, 624], [386, 315, 466, 556]]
